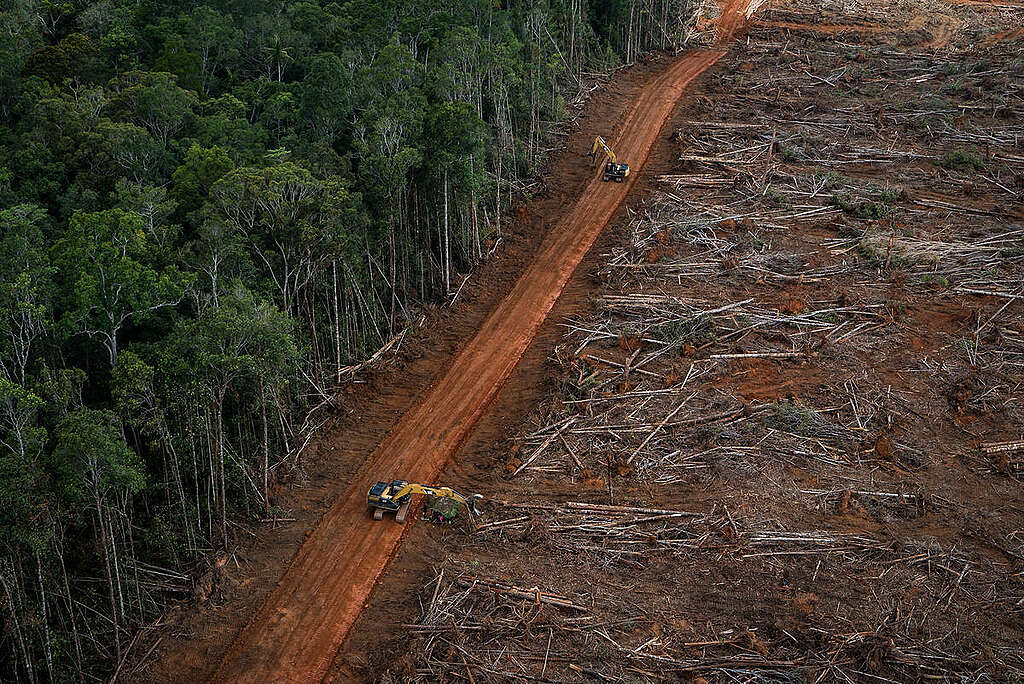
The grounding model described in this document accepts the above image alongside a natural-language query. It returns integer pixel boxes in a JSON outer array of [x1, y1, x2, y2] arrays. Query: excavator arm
[[589, 135, 617, 164], [588, 135, 630, 182], [392, 483, 478, 510]]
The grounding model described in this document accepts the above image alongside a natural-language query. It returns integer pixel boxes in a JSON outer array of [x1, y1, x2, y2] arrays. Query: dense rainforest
[[0, 0, 698, 679]]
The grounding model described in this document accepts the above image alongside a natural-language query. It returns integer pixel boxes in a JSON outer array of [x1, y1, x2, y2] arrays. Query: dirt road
[[717, 0, 763, 42], [211, 11, 750, 684]]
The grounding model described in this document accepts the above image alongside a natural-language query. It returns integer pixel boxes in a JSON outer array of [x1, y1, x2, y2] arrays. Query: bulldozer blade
[[395, 499, 411, 523]]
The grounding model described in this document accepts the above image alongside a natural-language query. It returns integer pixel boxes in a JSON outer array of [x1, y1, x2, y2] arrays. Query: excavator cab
[[367, 479, 407, 512], [589, 135, 630, 183], [604, 162, 629, 183]]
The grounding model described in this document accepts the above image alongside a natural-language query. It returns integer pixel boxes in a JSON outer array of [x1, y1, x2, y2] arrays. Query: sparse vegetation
[[767, 401, 822, 437], [936, 148, 988, 172], [920, 274, 951, 288], [833, 192, 887, 220], [764, 187, 792, 208], [781, 145, 804, 161]]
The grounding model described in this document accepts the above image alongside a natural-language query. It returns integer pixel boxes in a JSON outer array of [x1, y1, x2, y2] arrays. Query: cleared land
[[350, 0, 1024, 681]]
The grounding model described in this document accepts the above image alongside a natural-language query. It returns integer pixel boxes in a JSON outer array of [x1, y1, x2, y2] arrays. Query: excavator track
[[394, 499, 411, 524]]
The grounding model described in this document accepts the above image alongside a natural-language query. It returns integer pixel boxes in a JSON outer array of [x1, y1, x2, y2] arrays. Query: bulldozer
[[588, 135, 630, 182], [367, 479, 482, 523]]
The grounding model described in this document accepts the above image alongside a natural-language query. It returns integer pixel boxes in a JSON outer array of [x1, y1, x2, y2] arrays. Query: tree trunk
[[216, 393, 227, 548], [0, 564, 37, 683], [94, 494, 121, 665], [261, 381, 270, 517], [56, 533, 85, 678], [443, 168, 450, 293], [332, 260, 342, 380], [35, 550, 54, 678]]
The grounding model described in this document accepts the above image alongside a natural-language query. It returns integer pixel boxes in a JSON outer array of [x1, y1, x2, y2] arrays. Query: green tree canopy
[[0, 204, 54, 385], [50, 407, 144, 511], [207, 163, 365, 314], [53, 209, 193, 367]]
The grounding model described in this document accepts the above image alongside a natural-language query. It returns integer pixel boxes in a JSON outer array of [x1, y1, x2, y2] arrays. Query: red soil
[[717, 0, 760, 43], [983, 26, 1024, 44]]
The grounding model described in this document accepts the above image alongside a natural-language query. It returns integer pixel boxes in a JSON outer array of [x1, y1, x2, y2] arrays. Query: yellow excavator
[[588, 135, 630, 183], [367, 479, 482, 523]]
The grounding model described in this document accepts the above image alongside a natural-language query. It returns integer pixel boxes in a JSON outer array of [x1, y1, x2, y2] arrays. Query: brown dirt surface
[[944, 0, 1024, 7], [716, 0, 761, 43], [752, 19, 890, 35], [983, 26, 1024, 44]]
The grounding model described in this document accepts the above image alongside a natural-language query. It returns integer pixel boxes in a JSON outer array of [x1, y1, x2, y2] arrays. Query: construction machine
[[367, 479, 483, 523], [588, 135, 630, 182]]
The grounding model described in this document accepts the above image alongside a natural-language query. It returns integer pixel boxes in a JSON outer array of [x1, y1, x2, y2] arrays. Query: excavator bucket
[[427, 495, 462, 520]]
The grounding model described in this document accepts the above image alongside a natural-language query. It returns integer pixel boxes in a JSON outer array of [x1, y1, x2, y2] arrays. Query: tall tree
[[53, 209, 193, 367], [110, 71, 197, 146], [165, 290, 297, 543], [50, 408, 144, 664], [207, 163, 365, 317], [0, 205, 54, 386]]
